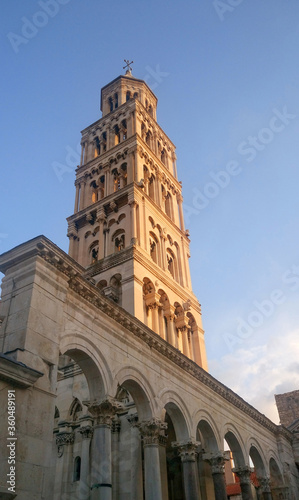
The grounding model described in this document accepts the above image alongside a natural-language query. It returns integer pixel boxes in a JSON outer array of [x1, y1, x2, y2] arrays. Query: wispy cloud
[[209, 329, 299, 423]]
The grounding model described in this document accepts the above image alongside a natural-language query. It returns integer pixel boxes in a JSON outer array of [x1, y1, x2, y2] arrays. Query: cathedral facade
[[0, 70, 298, 500]]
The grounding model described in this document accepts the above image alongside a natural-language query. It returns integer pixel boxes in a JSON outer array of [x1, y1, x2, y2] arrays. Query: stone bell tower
[[67, 66, 208, 370]]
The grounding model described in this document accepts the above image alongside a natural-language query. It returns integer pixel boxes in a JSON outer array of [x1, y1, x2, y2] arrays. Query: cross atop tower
[[123, 59, 134, 74]]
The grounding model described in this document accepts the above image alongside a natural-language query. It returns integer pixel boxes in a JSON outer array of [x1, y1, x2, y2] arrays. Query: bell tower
[[67, 67, 208, 370]]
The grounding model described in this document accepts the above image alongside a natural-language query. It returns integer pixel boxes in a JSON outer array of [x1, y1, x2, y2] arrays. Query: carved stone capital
[[111, 418, 121, 434], [232, 466, 253, 484], [172, 440, 200, 462], [79, 425, 94, 440], [126, 413, 139, 427], [137, 418, 167, 445], [203, 452, 229, 474], [56, 431, 74, 456], [257, 477, 271, 493], [87, 397, 123, 427]]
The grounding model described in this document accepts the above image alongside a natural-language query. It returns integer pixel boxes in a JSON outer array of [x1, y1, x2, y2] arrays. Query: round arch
[[192, 409, 222, 449], [113, 365, 157, 420], [158, 388, 192, 440], [269, 456, 284, 488], [247, 438, 267, 478], [223, 423, 247, 467], [197, 419, 220, 454], [60, 333, 113, 400]]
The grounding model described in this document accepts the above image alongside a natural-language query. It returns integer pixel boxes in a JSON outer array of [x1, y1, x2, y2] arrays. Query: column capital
[[126, 412, 139, 427], [203, 451, 229, 474], [257, 477, 271, 493], [111, 418, 121, 434], [87, 397, 123, 426], [232, 466, 253, 484], [55, 428, 74, 457], [96, 208, 106, 223], [137, 418, 167, 445], [79, 425, 94, 440], [172, 440, 201, 462]]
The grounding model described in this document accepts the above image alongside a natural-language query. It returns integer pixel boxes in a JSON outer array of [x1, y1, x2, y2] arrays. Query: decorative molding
[[56, 431, 75, 451], [87, 397, 123, 426], [203, 452, 229, 474], [232, 466, 253, 484], [137, 418, 167, 445], [79, 425, 94, 440], [0, 354, 43, 388], [172, 440, 200, 462]]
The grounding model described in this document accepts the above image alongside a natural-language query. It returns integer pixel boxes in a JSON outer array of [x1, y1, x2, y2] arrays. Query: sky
[[1, 0, 299, 423]]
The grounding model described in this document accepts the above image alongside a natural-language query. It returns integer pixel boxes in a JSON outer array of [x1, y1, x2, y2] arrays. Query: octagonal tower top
[[100, 73, 158, 120]]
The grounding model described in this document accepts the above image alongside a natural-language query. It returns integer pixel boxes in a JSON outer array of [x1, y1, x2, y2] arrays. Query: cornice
[[0, 235, 292, 442], [66, 184, 131, 225], [75, 135, 137, 178], [83, 246, 134, 278], [0, 354, 44, 388], [81, 98, 136, 135]]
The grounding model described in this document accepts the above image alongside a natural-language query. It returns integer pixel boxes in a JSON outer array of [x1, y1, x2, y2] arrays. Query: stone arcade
[[0, 70, 298, 500]]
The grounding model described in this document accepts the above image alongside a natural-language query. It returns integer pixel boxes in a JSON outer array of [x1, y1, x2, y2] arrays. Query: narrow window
[[121, 120, 127, 140], [115, 234, 125, 252], [114, 125, 120, 145], [109, 97, 113, 112], [126, 91, 131, 101], [73, 457, 81, 482], [114, 93, 118, 109], [102, 132, 107, 152]]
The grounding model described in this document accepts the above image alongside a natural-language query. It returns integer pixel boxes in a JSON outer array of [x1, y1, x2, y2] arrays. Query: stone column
[[127, 414, 143, 500], [257, 477, 273, 500], [181, 327, 191, 358], [203, 452, 228, 500], [111, 418, 121, 500], [159, 434, 169, 500], [233, 466, 254, 500], [177, 194, 185, 231], [55, 425, 75, 499], [172, 440, 201, 500], [148, 302, 160, 334], [74, 183, 80, 212], [137, 418, 167, 500], [96, 209, 106, 260], [78, 419, 94, 500], [164, 309, 176, 347], [88, 398, 122, 500], [129, 200, 138, 245], [67, 222, 78, 258], [79, 181, 86, 210], [80, 142, 84, 165]]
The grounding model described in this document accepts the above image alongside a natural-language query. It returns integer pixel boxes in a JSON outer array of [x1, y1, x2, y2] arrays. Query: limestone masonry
[[0, 70, 298, 500]]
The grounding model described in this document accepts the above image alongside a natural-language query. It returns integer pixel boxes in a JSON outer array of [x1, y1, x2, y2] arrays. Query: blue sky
[[1, 0, 299, 422]]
